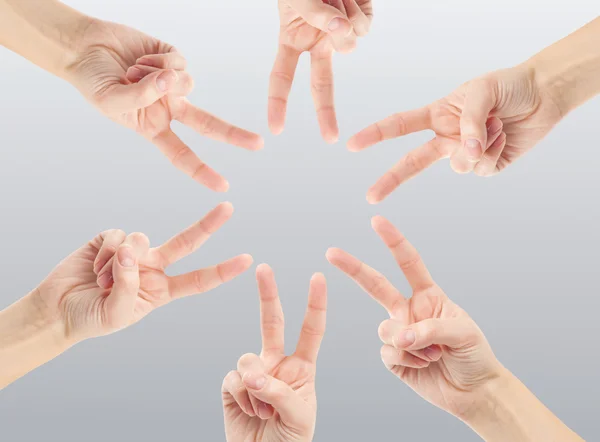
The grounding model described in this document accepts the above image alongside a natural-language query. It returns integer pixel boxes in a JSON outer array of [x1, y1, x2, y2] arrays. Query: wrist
[[0, 290, 73, 388], [524, 18, 600, 117], [0, 0, 93, 78]]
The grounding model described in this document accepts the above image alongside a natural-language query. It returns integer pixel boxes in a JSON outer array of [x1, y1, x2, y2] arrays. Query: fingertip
[[347, 137, 361, 152], [214, 179, 230, 193], [366, 191, 380, 205], [325, 247, 345, 265], [239, 254, 254, 268], [218, 201, 235, 216], [253, 135, 265, 151], [256, 263, 273, 277], [311, 272, 326, 285], [370, 215, 387, 230]]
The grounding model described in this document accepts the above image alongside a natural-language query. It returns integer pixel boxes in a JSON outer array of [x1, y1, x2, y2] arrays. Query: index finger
[[156, 202, 234, 268], [294, 273, 327, 364], [177, 101, 264, 151], [371, 216, 435, 291], [256, 264, 285, 357], [347, 106, 432, 152], [326, 247, 405, 314], [268, 45, 300, 135], [311, 52, 339, 144]]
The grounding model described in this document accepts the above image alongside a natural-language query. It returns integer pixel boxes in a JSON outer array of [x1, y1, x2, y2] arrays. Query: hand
[[37, 202, 253, 342], [222, 264, 327, 442], [327, 216, 503, 419], [349, 64, 563, 203], [269, 0, 373, 142], [64, 19, 263, 192]]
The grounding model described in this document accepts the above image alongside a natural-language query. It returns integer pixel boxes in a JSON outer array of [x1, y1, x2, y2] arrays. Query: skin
[[222, 265, 327, 442], [0, 202, 253, 388], [349, 17, 600, 204], [0, 1, 263, 192], [327, 216, 584, 441], [269, 0, 373, 143]]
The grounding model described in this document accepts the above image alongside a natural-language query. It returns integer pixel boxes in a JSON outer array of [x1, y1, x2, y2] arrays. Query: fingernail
[[244, 373, 266, 390], [395, 329, 416, 347], [328, 17, 351, 35], [137, 57, 155, 67], [257, 402, 270, 420], [424, 346, 440, 361], [97, 272, 113, 288], [156, 71, 178, 92], [465, 139, 481, 159], [127, 67, 143, 81], [117, 247, 135, 267]]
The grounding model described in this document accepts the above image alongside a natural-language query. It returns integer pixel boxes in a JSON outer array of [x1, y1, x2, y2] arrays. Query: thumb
[[243, 371, 312, 431], [103, 233, 150, 331], [459, 79, 497, 162], [393, 318, 482, 351], [287, 0, 353, 37], [97, 70, 178, 114]]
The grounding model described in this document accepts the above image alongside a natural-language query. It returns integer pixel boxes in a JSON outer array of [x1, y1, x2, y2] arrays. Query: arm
[[528, 17, 600, 116], [464, 367, 584, 442], [0, 0, 90, 78], [0, 291, 71, 389]]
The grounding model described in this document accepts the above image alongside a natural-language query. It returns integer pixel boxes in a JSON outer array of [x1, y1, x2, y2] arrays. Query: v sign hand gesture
[[269, 0, 373, 143], [327, 216, 502, 420], [66, 19, 263, 192], [222, 265, 327, 442], [37, 202, 253, 342]]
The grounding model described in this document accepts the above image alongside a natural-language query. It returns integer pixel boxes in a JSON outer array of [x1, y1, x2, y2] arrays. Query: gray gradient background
[[1, 1, 599, 441]]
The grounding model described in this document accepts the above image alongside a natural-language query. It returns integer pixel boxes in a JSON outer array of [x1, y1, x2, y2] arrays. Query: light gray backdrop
[[1, 1, 598, 441]]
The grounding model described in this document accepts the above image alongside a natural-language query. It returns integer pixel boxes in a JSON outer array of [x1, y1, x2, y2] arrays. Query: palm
[[222, 266, 327, 442]]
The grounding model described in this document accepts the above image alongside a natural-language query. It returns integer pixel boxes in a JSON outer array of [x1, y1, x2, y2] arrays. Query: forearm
[[463, 368, 584, 442], [527, 17, 600, 116], [0, 0, 91, 78], [0, 290, 72, 389]]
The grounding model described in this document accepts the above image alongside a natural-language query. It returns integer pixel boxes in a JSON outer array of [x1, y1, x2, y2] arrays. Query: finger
[[287, 0, 353, 38], [381, 344, 430, 370], [347, 107, 432, 152], [322, 0, 357, 54], [268, 45, 301, 135], [256, 264, 285, 356], [370, 216, 435, 291], [242, 371, 312, 429], [176, 102, 264, 151], [152, 129, 229, 192], [168, 254, 253, 299], [378, 319, 443, 362], [326, 247, 404, 314], [136, 52, 187, 70], [97, 231, 149, 290], [96, 70, 178, 114], [366, 139, 449, 204], [343, 0, 371, 36], [451, 79, 497, 173], [310, 52, 339, 144], [156, 202, 234, 268], [474, 131, 507, 177], [394, 318, 480, 351], [94, 229, 126, 275], [237, 354, 274, 419], [103, 233, 150, 329], [294, 273, 327, 364], [126, 65, 194, 97], [485, 117, 503, 148], [222, 370, 256, 417]]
